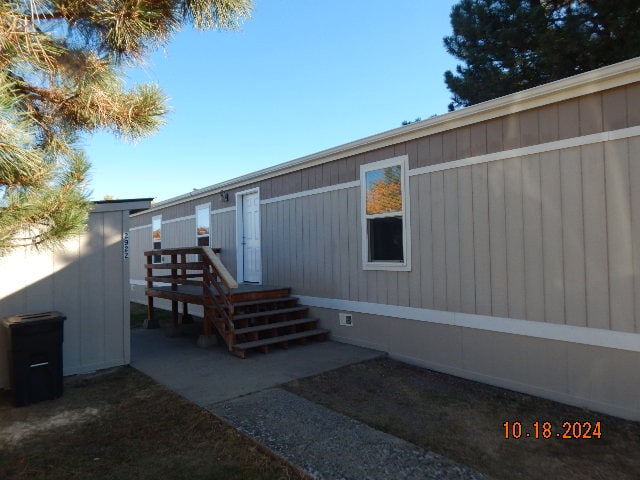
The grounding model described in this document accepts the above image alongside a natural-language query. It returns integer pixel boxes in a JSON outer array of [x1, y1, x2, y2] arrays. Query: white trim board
[[131, 209, 235, 230], [260, 181, 360, 205], [213, 206, 236, 215], [130, 224, 151, 232], [254, 126, 640, 207], [409, 125, 640, 177], [163, 214, 195, 225], [296, 295, 640, 353]]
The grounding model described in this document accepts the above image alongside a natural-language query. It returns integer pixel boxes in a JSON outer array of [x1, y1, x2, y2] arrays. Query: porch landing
[[147, 283, 291, 305]]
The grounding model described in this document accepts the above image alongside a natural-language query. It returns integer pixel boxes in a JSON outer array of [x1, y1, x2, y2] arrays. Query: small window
[[361, 156, 411, 271], [152, 215, 162, 263], [195, 204, 210, 247]]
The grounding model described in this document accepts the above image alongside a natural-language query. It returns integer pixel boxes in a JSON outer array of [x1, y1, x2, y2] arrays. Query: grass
[[284, 356, 640, 480], [0, 368, 307, 480], [7, 302, 637, 479]]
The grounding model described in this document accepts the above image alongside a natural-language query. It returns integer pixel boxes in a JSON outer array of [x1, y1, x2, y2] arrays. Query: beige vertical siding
[[212, 210, 236, 277], [409, 175, 427, 307], [560, 147, 587, 327], [163, 218, 195, 249], [582, 143, 610, 329], [129, 226, 150, 282], [471, 163, 492, 315], [504, 158, 526, 319], [540, 151, 565, 324], [631, 137, 640, 333], [1, 205, 133, 389], [605, 140, 634, 333], [457, 167, 476, 314], [129, 137, 640, 337], [444, 170, 461, 311], [79, 213, 105, 366], [256, 134, 639, 336], [488, 160, 509, 317], [430, 172, 447, 310], [522, 155, 545, 322], [126, 80, 640, 335]]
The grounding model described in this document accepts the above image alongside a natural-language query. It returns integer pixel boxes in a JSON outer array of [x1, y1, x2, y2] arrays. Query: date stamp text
[[503, 421, 602, 439]]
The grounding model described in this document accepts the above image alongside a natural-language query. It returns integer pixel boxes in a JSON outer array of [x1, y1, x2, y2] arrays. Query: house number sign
[[123, 231, 129, 259]]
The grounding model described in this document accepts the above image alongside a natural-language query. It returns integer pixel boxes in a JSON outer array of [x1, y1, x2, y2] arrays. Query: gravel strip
[[212, 388, 491, 480]]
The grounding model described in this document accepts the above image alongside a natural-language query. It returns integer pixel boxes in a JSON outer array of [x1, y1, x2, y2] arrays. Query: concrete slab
[[131, 329, 383, 407], [131, 329, 490, 480]]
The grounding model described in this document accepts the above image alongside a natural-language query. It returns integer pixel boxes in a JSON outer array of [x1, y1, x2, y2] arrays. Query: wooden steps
[[233, 306, 309, 321], [232, 329, 329, 357], [231, 296, 298, 310], [234, 317, 316, 335], [143, 247, 328, 359], [226, 287, 329, 358]]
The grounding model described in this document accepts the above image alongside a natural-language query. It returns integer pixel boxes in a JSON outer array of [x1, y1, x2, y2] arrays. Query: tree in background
[[443, 0, 640, 110], [0, 0, 251, 254]]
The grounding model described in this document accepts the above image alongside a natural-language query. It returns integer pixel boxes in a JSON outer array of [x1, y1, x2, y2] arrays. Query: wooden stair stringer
[[222, 288, 329, 358]]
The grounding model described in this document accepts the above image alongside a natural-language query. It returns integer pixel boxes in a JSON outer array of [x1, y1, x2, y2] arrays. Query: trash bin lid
[[2, 311, 66, 328]]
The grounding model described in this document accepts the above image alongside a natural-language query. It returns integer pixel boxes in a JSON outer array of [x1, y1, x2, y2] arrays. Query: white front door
[[241, 192, 261, 283]]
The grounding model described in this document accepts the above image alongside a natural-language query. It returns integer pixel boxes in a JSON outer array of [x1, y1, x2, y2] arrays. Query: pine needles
[[0, 0, 252, 253]]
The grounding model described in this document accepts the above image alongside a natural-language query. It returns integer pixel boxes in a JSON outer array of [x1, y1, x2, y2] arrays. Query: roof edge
[[133, 57, 640, 216], [93, 198, 153, 214]]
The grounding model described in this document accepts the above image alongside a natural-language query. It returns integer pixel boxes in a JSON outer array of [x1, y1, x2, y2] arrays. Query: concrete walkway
[[131, 329, 490, 480]]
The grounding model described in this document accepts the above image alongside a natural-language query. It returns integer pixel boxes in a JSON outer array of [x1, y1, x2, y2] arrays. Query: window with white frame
[[151, 215, 162, 263], [360, 155, 411, 271], [195, 203, 210, 247]]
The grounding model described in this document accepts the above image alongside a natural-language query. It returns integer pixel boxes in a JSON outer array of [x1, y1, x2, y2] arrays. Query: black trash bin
[[2, 312, 66, 407]]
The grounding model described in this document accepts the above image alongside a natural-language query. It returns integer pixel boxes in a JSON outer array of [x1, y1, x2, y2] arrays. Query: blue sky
[[85, 0, 460, 202]]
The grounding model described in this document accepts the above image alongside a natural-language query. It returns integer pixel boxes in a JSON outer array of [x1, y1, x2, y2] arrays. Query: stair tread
[[233, 306, 308, 321], [233, 329, 329, 350], [234, 317, 317, 335], [231, 296, 298, 309]]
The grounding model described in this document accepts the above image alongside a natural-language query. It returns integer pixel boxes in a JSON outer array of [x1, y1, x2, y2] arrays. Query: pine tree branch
[[1, 0, 252, 254]]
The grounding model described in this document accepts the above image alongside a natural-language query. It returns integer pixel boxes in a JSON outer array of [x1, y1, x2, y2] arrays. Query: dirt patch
[[284, 356, 640, 480], [0, 367, 306, 480]]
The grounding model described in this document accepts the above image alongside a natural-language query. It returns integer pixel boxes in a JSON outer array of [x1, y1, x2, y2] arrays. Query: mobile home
[[130, 58, 640, 421]]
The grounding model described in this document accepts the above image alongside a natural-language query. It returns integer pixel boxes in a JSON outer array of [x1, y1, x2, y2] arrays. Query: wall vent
[[339, 313, 353, 326]]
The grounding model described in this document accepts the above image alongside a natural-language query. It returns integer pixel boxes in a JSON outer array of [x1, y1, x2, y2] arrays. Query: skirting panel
[[309, 306, 640, 421]]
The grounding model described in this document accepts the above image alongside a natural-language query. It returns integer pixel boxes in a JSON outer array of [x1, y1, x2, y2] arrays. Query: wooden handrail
[[201, 246, 238, 290], [200, 246, 237, 350]]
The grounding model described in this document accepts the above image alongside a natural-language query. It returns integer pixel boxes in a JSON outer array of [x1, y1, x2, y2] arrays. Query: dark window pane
[[153, 241, 162, 264], [197, 236, 209, 247], [368, 217, 403, 262]]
